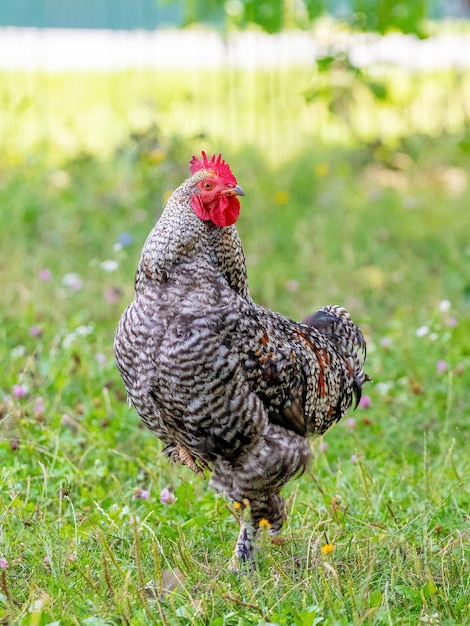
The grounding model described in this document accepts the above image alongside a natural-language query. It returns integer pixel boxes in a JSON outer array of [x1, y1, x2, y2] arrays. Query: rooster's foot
[[171, 444, 211, 478]]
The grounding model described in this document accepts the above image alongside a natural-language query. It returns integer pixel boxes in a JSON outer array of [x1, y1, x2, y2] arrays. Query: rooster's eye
[[203, 181, 214, 191]]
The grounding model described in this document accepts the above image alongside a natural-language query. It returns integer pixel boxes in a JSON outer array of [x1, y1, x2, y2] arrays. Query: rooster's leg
[[230, 493, 286, 569], [230, 521, 257, 573], [212, 426, 309, 568], [232, 522, 253, 566]]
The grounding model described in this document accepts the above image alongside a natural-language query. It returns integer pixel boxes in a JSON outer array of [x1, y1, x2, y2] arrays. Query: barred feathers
[[114, 154, 369, 562]]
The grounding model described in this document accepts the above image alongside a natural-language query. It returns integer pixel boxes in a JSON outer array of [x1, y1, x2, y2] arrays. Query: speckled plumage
[[114, 157, 369, 563]]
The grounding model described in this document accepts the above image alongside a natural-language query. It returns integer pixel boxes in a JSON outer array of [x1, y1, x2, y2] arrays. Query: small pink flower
[[104, 287, 122, 304], [436, 360, 447, 374], [34, 397, 45, 417], [13, 384, 27, 399], [0, 557, 8, 569], [446, 317, 458, 327], [380, 337, 392, 350], [346, 417, 357, 430], [68, 553, 77, 562], [160, 488, 176, 504], [29, 325, 43, 338], [351, 454, 358, 464], [39, 268, 51, 281], [453, 363, 464, 377], [134, 488, 150, 500], [285, 280, 299, 292], [318, 440, 328, 453], [95, 352, 107, 366], [358, 395, 371, 409]]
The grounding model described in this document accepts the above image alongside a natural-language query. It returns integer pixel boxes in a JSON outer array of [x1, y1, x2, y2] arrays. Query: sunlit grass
[[1, 66, 470, 163]]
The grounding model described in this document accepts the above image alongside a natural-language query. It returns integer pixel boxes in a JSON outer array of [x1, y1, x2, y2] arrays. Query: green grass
[[1, 65, 470, 624]]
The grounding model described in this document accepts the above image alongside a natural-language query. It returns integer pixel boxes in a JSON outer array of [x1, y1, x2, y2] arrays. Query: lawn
[[0, 63, 469, 625]]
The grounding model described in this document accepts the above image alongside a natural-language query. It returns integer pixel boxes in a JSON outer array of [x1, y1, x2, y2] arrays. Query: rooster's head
[[189, 152, 244, 227]]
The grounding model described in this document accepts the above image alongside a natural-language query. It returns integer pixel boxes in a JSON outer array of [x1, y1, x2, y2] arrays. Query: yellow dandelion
[[360, 265, 385, 290], [233, 501, 242, 511], [274, 191, 289, 205], [315, 163, 329, 177], [148, 147, 166, 164], [321, 543, 335, 555], [259, 518, 271, 529]]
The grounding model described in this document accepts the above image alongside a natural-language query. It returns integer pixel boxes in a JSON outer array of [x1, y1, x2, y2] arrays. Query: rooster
[[114, 152, 369, 564]]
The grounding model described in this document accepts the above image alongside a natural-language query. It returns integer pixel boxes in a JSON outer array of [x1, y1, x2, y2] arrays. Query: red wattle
[[191, 195, 240, 227], [191, 195, 211, 222], [210, 195, 240, 227]]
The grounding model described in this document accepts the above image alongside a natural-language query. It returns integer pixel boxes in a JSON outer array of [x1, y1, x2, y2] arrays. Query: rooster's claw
[[169, 444, 211, 478]]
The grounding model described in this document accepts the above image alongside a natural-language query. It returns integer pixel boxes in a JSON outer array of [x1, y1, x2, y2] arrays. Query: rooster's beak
[[223, 185, 245, 197]]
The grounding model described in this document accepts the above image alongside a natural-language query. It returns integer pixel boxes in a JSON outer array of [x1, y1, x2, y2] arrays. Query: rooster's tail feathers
[[302, 305, 371, 402]]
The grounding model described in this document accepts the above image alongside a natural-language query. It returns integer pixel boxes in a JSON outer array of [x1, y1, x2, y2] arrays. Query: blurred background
[[1, 0, 470, 354]]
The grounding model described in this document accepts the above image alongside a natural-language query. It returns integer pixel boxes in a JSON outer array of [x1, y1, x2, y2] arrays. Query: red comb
[[189, 151, 236, 183]]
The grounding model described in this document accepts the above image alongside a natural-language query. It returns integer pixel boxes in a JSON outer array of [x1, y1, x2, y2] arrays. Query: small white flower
[[100, 259, 119, 272], [11, 345, 26, 358], [420, 612, 440, 625], [49, 169, 70, 189], [75, 324, 94, 337], [62, 324, 94, 348], [375, 382, 393, 395], [438, 300, 451, 313], [32, 599, 44, 612], [402, 196, 417, 209], [62, 273, 83, 290], [416, 325, 429, 337], [62, 333, 76, 349]]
